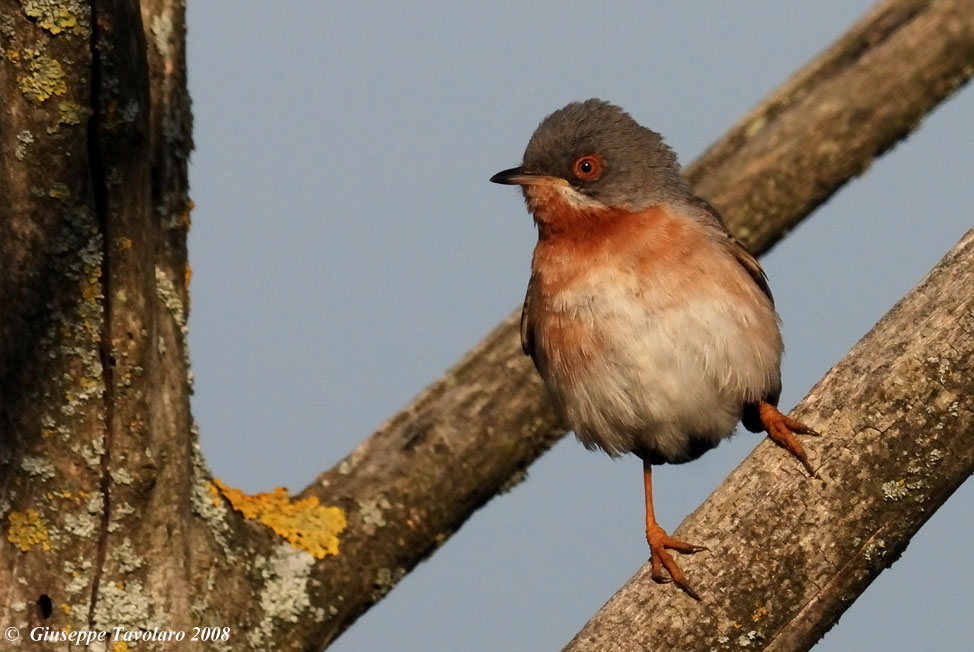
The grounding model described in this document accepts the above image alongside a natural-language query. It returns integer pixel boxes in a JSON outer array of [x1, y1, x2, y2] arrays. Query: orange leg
[[758, 401, 820, 476], [643, 459, 706, 600]]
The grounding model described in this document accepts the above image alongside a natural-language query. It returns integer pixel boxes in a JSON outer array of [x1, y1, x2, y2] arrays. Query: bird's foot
[[758, 401, 820, 476], [646, 524, 707, 600]]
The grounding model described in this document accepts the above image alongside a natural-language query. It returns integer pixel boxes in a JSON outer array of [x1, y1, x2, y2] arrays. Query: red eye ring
[[573, 155, 603, 181]]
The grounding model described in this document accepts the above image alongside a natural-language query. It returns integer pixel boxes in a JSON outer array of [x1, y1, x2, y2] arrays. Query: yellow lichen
[[113, 641, 131, 652], [19, 54, 67, 104], [184, 263, 192, 288], [49, 182, 71, 201], [213, 479, 346, 559], [24, 1, 87, 36], [5, 49, 19, 63], [118, 236, 133, 250], [81, 272, 101, 304], [7, 509, 52, 551], [59, 99, 85, 124]]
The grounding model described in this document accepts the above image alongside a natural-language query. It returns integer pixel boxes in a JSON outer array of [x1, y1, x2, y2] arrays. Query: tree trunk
[[560, 229, 974, 652], [0, 0, 971, 650]]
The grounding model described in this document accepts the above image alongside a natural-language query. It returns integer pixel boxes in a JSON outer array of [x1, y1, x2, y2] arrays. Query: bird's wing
[[690, 196, 775, 306], [688, 197, 780, 416], [520, 279, 536, 358], [725, 232, 774, 307]]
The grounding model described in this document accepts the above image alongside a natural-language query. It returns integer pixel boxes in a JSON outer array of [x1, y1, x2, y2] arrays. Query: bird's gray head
[[491, 99, 690, 211]]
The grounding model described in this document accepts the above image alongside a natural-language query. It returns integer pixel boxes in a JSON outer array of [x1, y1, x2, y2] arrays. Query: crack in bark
[[86, 0, 115, 626]]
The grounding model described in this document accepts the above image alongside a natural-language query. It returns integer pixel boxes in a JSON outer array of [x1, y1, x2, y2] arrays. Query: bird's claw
[[759, 402, 820, 476], [647, 527, 705, 601]]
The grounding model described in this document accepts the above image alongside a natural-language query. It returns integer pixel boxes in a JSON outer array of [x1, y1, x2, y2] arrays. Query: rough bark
[[0, 0, 237, 644], [0, 0, 971, 651], [561, 229, 974, 652]]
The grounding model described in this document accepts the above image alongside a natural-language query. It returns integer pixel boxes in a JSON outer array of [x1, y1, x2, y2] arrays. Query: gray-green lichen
[[150, 11, 173, 57], [40, 224, 107, 427], [0, 13, 15, 40], [736, 630, 765, 647], [863, 539, 887, 562], [110, 537, 144, 574], [63, 556, 93, 595], [499, 468, 528, 493], [15, 130, 34, 161], [120, 98, 140, 123], [372, 566, 406, 601], [359, 496, 391, 529], [72, 439, 105, 470], [63, 510, 97, 537], [155, 266, 186, 333], [20, 455, 55, 481], [91, 579, 162, 631], [62, 489, 104, 538], [881, 480, 908, 502], [248, 543, 315, 649], [110, 467, 133, 485], [107, 500, 135, 533], [155, 265, 195, 390], [189, 430, 233, 557]]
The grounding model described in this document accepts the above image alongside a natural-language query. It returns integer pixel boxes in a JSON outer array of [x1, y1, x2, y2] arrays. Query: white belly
[[533, 268, 782, 462]]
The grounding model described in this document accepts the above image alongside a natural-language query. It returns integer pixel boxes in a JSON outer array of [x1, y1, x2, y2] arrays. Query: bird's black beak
[[489, 167, 545, 186]]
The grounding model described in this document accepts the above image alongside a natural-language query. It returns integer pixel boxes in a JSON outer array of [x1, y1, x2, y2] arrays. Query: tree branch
[[297, 1, 974, 647], [686, 0, 974, 253], [1, 0, 973, 650], [561, 228, 974, 652]]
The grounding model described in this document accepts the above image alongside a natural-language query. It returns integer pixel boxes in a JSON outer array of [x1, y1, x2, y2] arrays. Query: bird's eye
[[572, 155, 603, 181]]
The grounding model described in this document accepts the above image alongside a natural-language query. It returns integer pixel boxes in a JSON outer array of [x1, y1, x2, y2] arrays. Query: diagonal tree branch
[[296, 1, 974, 647], [685, 0, 974, 253], [1, 1, 972, 650], [561, 228, 974, 652]]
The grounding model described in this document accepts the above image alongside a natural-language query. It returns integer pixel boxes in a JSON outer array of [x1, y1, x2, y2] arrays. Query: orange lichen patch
[[118, 236, 133, 250], [180, 199, 194, 230], [184, 263, 192, 288], [207, 481, 222, 507], [752, 606, 768, 621], [61, 603, 71, 615], [113, 641, 131, 652], [212, 479, 346, 559], [81, 270, 102, 304], [7, 510, 52, 551]]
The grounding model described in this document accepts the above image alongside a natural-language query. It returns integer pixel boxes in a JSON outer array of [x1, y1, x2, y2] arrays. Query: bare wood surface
[[561, 229, 974, 652], [0, 0, 972, 650]]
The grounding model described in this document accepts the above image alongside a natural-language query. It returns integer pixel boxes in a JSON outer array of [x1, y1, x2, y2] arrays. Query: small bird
[[490, 99, 818, 599]]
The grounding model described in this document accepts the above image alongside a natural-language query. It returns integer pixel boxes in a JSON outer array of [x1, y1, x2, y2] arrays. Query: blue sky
[[185, 2, 973, 650]]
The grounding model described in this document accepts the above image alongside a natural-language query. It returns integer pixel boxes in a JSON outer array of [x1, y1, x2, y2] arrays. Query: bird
[[490, 99, 818, 599]]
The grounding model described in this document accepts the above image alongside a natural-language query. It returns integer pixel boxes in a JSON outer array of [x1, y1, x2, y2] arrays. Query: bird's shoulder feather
[[685, 196, 774, 306]]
